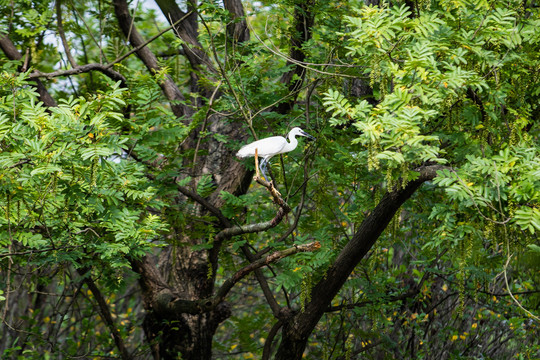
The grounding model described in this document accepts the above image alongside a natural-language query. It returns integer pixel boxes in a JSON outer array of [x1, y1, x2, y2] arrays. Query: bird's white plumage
[[237, 136, 288, 158], [236, 127, 315, 179]]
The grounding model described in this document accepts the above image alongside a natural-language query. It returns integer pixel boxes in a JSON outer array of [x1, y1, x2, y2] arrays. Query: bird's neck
[[282, 134, 298, 153]]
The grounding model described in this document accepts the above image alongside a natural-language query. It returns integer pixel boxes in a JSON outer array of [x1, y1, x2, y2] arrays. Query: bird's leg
[[260, 159, 282, 196], [260, 158, 269, 181]]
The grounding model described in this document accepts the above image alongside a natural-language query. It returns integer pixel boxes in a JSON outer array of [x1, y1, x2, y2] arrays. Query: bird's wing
[[236, 136, 287, 158]]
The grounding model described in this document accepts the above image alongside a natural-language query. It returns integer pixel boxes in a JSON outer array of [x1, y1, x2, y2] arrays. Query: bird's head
[[290, 127, 316, 141]]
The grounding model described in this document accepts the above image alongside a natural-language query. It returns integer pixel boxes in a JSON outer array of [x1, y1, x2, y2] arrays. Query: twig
[[502, 254, 539, 322], [248, 19, 357, 78]]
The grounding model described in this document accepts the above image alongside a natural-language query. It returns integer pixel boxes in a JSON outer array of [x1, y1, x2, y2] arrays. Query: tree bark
[[274, 165, 446, 359], [224, 0, 250, 43]]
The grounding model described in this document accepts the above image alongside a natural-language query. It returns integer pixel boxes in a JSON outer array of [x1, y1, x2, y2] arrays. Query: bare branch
[[215, 172, 292, 241], [29, 64, 126, 84], [214, 242, 321, 304], [81, 270, 131, 360], [56, 0, 77, 68]]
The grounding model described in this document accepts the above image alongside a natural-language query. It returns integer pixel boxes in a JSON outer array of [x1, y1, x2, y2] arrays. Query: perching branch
[[215, 151, 292, 241]]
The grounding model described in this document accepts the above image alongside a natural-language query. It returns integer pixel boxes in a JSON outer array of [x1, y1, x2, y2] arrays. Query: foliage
[[0, 0, 539, 359]]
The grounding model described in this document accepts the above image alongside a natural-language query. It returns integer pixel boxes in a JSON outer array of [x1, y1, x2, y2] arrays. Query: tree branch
[[215, 174, 292, 241], [214, 242, 321, 304], [79, 269, 131, 360], [155, 0, 217, 73], [274, 164, 447, 359], [0, 33, 57, 107], [113, 0, 188, 117], [29, 63, 126, 85], [130, 242, 319, 319]]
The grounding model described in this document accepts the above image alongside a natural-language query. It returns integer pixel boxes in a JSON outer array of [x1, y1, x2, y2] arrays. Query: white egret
[[236, 127, 315, 180]]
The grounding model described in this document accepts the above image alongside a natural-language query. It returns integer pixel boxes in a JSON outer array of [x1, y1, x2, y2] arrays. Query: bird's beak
[[301, 130, 316, 141]]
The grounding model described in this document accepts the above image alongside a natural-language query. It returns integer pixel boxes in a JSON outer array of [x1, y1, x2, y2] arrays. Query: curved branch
[[214, 242, 321, 304], [215, 174, 292, 241]]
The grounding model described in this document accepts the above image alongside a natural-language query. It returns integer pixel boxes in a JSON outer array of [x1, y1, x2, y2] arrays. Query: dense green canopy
[[0, 0, 539, 359]]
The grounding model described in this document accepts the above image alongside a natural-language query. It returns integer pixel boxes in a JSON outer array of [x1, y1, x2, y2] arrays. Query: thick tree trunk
[[143, 306, 230, 360], [112, 1, 253, 358]]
